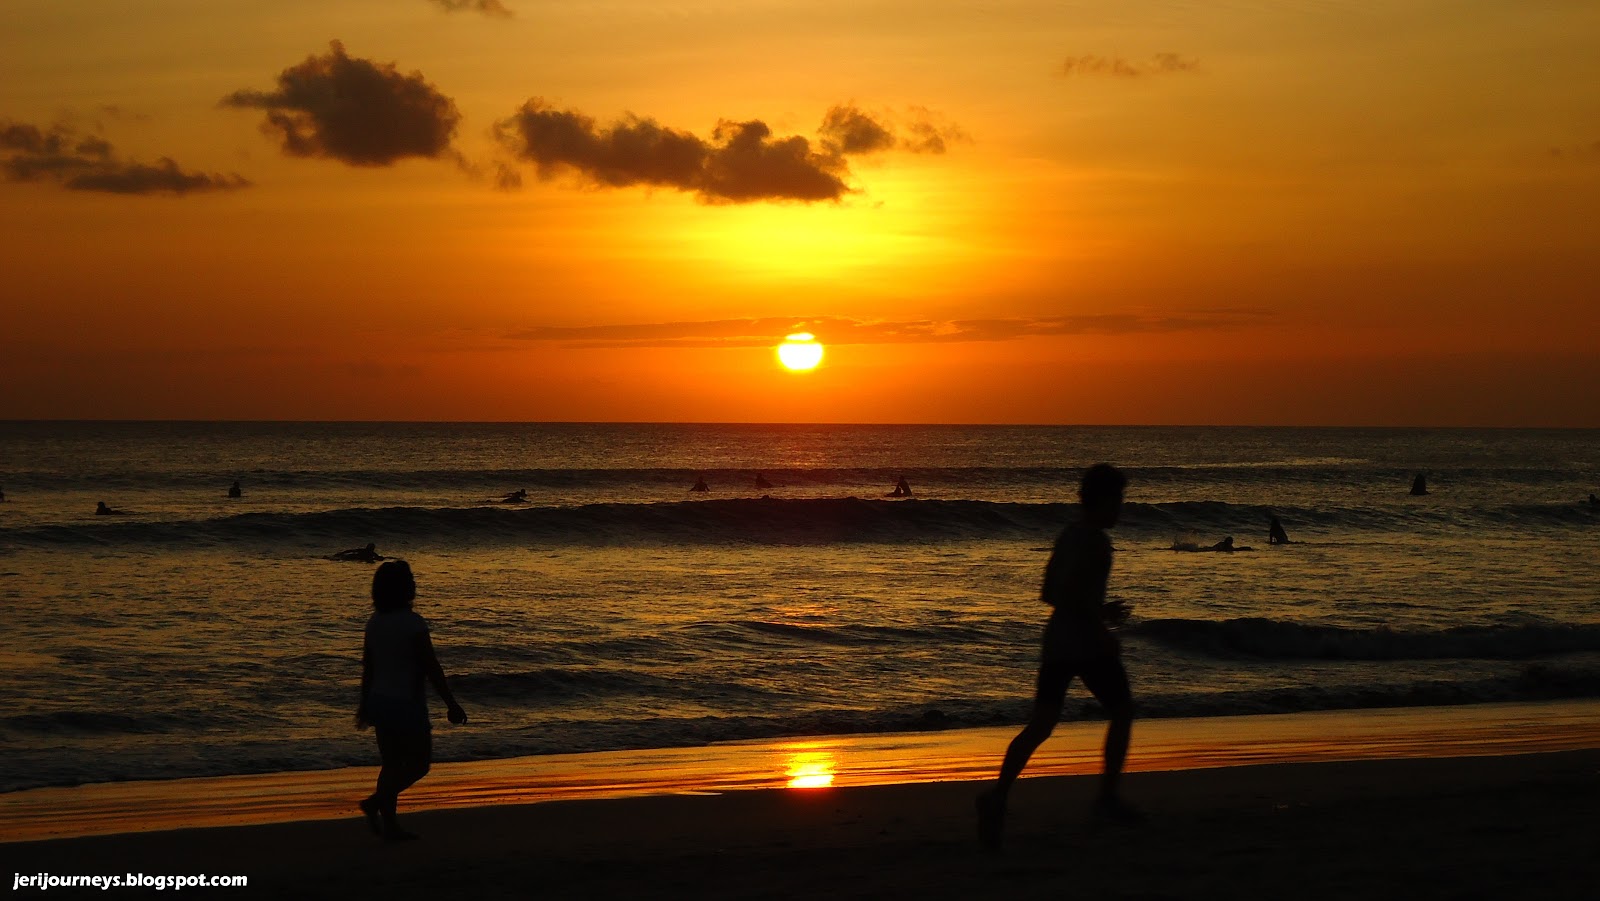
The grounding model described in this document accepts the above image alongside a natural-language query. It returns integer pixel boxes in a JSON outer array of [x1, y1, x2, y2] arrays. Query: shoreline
[[9, 749, 1600, 899], [6, 698, 1599, 844]]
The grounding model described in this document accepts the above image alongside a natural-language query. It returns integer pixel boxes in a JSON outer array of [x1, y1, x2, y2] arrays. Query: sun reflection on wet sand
[[783, 745, 838, 789]]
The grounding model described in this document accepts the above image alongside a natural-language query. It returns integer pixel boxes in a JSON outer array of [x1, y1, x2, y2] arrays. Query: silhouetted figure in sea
[[1171, 536, 1250, 552], [691, 474, 710, 493], [227, 481, 242, 499], [1410, 473, 1429, 496], [977, 463, 1140, 851], [94, 502, 127, 516], [0, 485, 6, 502], [333, 543, 384, 563], [1268, 515, 1290, 545], [890, 476, 912, 497], [1589, 493, 1598, 506], [499, 489, 528, 504], [755, 472, 773, 490], [356, 560, 467, 841]]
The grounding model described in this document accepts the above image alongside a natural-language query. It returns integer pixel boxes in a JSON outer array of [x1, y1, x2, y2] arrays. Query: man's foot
[[1091, 795, 1147, 827], [975, 789, 1006, 852], [357, 797, 383, 837]]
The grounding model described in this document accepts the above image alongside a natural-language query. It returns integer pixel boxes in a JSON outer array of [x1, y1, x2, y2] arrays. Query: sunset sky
[[3, 0, 1597, 425]]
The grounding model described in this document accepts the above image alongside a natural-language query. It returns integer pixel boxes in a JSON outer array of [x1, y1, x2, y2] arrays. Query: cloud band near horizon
[[507, 312, 1267, 348]]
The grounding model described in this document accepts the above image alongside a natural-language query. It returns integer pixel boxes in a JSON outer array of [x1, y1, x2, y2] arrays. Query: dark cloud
[[429, 0, 513, 16], [0, 120, 248, 195], [222, 41, 460, 167], [496, 102, 968, 202], [1060, 53, 1200, 78], [818, 106, 896, 155], [900, 106, 968, 154], [507, 312, 1267, 348], [496, 101, 851, 202]]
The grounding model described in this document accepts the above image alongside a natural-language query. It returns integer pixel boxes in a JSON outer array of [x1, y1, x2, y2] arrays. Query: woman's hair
[[371, 560, 416, 613]]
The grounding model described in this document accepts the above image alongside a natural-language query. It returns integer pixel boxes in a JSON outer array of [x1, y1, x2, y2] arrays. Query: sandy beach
[[9, 751, 1599, 899], [7, 702, 1600, 898]]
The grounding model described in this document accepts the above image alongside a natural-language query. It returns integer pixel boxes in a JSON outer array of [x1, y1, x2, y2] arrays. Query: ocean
[[1, 422, 1597, 794]]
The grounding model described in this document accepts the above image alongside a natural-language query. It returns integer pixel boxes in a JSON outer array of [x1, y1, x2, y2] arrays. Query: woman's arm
[[356, 636, 371, 729], [417, 631, 467, 724]]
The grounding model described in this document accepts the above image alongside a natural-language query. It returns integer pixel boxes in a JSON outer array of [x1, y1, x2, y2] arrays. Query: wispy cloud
[[429, 0, 513, 17], [1060, 53, 1199, 78], [0, 120, 249, 195], [507, 312, 1267, 348], [494, 102, 964, 203], [222, 41, 461, 167]]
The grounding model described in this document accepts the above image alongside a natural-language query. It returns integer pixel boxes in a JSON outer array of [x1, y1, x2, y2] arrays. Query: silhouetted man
[[977, 463, 1139, 851], [1268, 514, 1289, 545], [228, 481, 243, 498]]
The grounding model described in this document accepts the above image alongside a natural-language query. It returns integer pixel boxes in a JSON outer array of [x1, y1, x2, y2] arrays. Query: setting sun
[[776, 333, 825, 372]]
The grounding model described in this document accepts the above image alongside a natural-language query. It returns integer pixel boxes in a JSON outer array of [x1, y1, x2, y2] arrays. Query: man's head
[[1080, 463, 1126, 528]]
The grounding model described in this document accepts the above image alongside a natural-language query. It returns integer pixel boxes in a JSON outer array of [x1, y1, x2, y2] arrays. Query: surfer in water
[[691, 474, 710, 493], [334, 543, 385, 563], [94, 502, 127, 516], [1589, 493, 1599, 506], [228, 481, 242, 498], [1410, 473, 1428, 496], [1268, 515, 1290, 545], [1172, 535, 1252, 552], [890, 476, 912, 497], [498, 489, 528, 503], [755, 472, 773, 490]]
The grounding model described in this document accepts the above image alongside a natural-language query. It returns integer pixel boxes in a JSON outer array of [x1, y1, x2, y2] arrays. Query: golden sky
[[2, 0, 1597, 424]]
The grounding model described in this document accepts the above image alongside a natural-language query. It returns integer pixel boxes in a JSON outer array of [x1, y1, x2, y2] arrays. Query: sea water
[[1, 422, 1596, 793]]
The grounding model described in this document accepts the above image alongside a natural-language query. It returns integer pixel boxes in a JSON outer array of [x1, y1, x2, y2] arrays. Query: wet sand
[[6, 702, 1600, 898]]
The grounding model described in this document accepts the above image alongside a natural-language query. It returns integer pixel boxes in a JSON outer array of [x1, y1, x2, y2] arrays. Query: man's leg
[[995, 697, 1063, 798], [977, 656, 1069, 850], [1080, 655, 1141, 822]]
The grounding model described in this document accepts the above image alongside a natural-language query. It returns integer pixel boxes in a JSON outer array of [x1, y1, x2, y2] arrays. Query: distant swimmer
[[1410, 473, 1428, 496], [0, 485, 6, 502], [1589, 493, 1599, 506], [94, 502, 127, 516], [333, 543, 385, 563], [498, 489, 528, 504], [1172, 535, 1252, 552], [754, 472, 773, 490], [228, 481, 242, 499], [1268, 515, 1290, 545], [691, 475, 710, 493], [890, 476, 912, 497]]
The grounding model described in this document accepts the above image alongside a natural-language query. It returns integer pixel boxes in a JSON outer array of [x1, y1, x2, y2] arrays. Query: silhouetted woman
[[356, 560, 466, 841]]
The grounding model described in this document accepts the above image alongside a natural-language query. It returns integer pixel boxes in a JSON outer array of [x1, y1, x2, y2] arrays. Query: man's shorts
[[1035, 615, 1132, 714]]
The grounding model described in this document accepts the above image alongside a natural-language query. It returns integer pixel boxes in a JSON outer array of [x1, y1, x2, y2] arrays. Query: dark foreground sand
[[11, 749, 1599, 899]]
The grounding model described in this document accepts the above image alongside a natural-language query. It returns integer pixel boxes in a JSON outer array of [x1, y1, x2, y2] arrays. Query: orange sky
[[2, 0, 1597, 425]]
